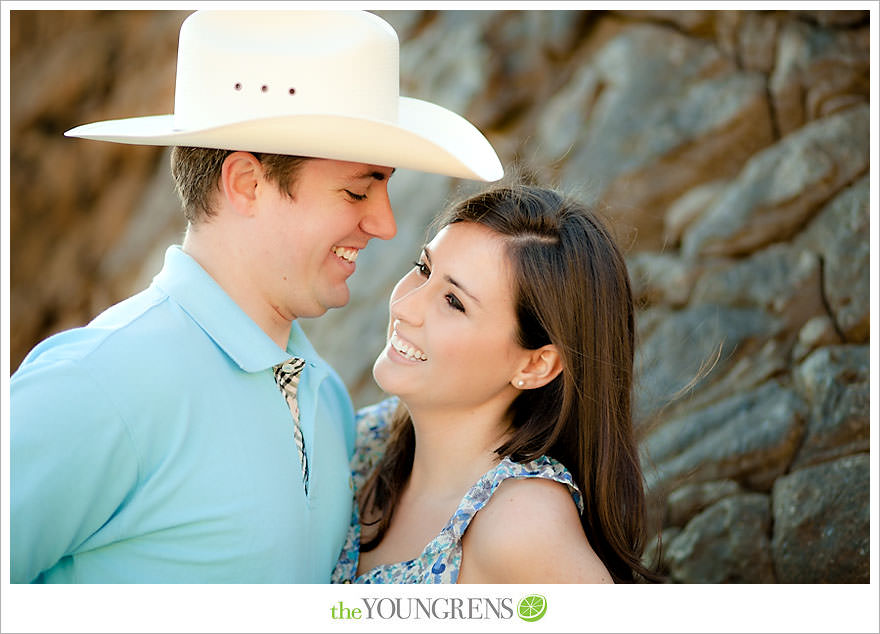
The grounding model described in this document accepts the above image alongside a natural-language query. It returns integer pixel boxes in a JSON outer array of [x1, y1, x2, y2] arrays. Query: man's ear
[[511, 344, 563, 390], [220, 151, 262, 216]]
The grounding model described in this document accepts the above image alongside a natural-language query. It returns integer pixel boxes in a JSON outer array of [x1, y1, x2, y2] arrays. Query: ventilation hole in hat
[[234, 83, 242, 91], [261, 85, 269, 93], [289, 88, 296, 95]]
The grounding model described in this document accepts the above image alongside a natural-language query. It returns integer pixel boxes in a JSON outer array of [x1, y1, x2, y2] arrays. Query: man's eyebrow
[[352, 167, 396, 181], [423, 246, 481, 305]]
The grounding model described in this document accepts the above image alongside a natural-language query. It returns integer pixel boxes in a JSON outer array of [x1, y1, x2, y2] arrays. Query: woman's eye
[[445, 293, 465, 313], [412, 260, 430, 277], [345, 190, 367, 201]]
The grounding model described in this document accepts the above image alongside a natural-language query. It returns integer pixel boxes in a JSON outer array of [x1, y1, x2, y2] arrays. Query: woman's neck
[[403, 401, 512, 502]]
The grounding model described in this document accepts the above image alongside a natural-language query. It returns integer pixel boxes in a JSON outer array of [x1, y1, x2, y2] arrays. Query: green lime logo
[[517, 594, 547, 622]]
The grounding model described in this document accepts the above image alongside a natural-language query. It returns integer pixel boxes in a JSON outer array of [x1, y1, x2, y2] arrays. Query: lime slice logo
[[517, 594, 547, 622]]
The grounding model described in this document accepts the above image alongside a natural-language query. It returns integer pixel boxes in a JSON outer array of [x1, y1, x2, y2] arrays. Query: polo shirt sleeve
[[10, 359, 139, 583]]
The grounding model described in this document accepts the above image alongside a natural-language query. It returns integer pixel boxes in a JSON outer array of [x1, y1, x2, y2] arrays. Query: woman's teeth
[[332, 247, 359, 263], [390, 331, 427, 361]]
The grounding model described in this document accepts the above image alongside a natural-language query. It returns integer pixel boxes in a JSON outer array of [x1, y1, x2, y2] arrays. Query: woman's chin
[[373, 351, 416, 398]]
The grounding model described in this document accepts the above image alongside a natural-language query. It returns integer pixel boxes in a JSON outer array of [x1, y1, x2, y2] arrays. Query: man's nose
[[360, 189, 397, 240]]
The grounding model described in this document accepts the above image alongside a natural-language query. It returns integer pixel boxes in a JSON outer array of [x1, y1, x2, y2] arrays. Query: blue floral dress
[[331, 397, 583, 584]]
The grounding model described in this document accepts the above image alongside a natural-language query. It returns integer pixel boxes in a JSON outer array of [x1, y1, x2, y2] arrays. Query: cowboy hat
[[64, 10, 503, 182]]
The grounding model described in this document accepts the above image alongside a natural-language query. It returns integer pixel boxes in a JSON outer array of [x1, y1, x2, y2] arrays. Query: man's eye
[[345, 190, 367, 201]]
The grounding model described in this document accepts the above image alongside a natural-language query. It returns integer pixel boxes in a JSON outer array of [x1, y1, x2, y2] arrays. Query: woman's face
[[373, 221, 528, 411]]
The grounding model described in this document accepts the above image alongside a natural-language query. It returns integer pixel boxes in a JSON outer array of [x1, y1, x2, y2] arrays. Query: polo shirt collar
[[152, 246, 317, 373]]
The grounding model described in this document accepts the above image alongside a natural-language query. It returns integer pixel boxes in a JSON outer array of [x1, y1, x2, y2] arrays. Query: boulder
[[795, 176, 869, 343], [643, 379, 807, 493], [666, 494, 776, 583], [681, 105, 869, 258], [792, 345, 869, 469], [771, 454, 869, 582]]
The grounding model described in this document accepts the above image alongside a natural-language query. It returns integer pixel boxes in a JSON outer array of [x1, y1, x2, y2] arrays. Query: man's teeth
[[332, 247, 359, 263], [390, 331, 427, 361]]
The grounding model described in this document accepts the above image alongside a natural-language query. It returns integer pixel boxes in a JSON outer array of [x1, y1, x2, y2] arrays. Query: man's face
[[251, 158, 396, 320]]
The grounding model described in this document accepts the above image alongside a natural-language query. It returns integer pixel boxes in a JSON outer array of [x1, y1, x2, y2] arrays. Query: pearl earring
[[517, 380, 525, 388]]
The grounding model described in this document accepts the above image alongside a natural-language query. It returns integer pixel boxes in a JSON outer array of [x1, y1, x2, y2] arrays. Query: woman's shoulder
[[489, 455, 584, 514], [477, 474, 584, 535], [459, 458, 612, 583], [351, 396, 400, 483], [355, 395, 400, 436]]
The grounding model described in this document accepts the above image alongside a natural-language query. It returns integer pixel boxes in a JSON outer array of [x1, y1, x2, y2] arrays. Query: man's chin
[[328, 288, 351, 311], [311, 289, 351, 316]]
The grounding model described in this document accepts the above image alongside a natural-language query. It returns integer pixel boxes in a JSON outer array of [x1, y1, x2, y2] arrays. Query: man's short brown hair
[[170, 147, 310, 224]]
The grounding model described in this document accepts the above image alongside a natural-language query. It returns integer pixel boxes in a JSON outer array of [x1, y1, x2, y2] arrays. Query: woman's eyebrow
[[423, 246, 481, 305]]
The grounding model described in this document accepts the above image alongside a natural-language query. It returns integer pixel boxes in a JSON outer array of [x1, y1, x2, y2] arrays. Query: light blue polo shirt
[[10, 245, 356, 583]]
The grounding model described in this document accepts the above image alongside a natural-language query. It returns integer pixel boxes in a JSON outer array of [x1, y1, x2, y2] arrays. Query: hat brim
[[64, 97, 503, 182]]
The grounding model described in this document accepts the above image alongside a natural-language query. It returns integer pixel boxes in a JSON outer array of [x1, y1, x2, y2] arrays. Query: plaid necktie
[[273, 357, 309, 495]]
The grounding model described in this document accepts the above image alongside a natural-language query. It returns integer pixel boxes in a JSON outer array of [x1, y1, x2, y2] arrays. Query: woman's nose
[[389, 275, 426, 327]]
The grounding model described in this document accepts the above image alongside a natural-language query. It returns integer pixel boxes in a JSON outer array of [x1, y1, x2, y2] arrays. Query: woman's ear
[[220, 151, 262, 216], [511, 345, 563, 390]]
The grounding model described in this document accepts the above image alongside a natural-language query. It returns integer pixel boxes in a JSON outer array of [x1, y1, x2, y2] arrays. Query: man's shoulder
[[14, 285, 181, 378]]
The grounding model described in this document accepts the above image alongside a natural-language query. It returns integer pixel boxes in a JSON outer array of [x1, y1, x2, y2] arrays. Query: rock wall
[[9, 9, 870, 583]]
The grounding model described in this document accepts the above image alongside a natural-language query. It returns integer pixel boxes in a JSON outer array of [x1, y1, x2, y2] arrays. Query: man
[[10, 10, 502, 583]]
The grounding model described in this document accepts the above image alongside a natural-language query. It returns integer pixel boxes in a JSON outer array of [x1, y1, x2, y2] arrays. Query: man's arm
[[10, 359, 139, 583]]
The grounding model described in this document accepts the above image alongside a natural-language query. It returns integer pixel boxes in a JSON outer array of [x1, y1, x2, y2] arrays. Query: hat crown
[[64, 10, 503, 182], [173, 11, 400, 130]]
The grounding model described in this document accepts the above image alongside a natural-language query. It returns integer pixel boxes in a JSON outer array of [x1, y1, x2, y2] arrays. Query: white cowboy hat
[[64, 10, 503, 182]]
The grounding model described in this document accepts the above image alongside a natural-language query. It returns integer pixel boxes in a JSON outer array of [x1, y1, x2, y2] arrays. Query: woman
[[332, 184, 659, 583]]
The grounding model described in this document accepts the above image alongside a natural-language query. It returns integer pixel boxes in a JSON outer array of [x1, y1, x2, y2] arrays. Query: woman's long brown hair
[[358, 184, 660, 583]]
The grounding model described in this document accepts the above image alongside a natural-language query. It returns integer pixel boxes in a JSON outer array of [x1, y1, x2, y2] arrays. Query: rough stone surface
[[663, 179, 728, 248], [634, 304, 782, 420], [665, 494, 776, 583], [553, 24, 775, 251], [792, 315, 842, 363], [772, 454, 870, 583], [627, 253, 702, 308], [791, 345, 869, 469], [665, 479, 745, 528], [770, 17, 870, 135], [690, 244, 824, 332], [642, 379, 807, 494], [795, 176, 870, 343], [681, 104, 869, 258]]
